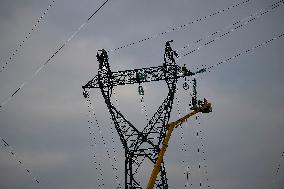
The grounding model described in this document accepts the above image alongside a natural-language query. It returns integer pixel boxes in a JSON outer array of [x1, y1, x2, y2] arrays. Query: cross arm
[[82, 65, 198, 89]]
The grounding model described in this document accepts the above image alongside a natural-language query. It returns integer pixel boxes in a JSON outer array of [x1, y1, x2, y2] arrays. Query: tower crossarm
[[82, 65, 196, 89]]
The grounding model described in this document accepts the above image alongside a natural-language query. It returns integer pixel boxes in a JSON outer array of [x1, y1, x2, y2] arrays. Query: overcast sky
[[0, 0, 284, 189]]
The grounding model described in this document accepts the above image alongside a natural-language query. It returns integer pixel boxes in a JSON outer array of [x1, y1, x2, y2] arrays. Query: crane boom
[[146, 100, 212, 189]]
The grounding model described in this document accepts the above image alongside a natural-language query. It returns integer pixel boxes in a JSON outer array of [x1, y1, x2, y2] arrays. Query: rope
[[140, 95, 149, 122], [85, 97, 106, 188], [86, 95, 122, 188], [113, 89, 120, 111], [108, 91, 123, 189], [197, 120, 212, 188], [174, 87, 190, 188], [0, 0, 56, 73], [183, 96, 194, 188]]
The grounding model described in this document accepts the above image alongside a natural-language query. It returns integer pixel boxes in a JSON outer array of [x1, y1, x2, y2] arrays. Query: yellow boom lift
[[146, 99, 212, 189]]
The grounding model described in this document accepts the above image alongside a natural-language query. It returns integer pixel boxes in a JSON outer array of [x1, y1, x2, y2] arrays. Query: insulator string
[[140, 95, 149, 122]]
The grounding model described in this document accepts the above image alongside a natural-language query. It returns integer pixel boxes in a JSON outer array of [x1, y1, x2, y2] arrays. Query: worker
[[164, 40, 178, 64], [96, 49, 108, 63], [182, 64, 188, 74], [198, 100, 202, 106], [191, 96, 197, 108]]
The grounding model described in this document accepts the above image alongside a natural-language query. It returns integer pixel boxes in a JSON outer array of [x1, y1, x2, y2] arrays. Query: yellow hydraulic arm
[[146, 100, 212, 189]]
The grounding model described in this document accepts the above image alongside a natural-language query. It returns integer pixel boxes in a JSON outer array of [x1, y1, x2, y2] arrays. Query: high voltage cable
[[0, 0, 56, 73], [0, 2, 281, 188], [176, 0, 284, 54], [0, 137, 40, 185], [0, 0, 263, 112], [179, 0, 284, 58], [274, 151, 284, 177], [107, 0, 252, 53], [0, 0, 111, 112], [186, 32, 284, 83], [199, 32, 284, 74]]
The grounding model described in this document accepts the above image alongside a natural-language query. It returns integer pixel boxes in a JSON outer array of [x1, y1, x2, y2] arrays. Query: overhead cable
[[0, 0, 56, 73], [0, 137, 41, 185], [177, 0, 284, 54], [195, 33, 284, 74], [180, 0, 284, 58], [107, 0, 253, 53], [0, 0, 111, 112]]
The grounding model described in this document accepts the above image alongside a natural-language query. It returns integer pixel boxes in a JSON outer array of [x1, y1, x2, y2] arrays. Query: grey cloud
[[1, 0, 284, 189]]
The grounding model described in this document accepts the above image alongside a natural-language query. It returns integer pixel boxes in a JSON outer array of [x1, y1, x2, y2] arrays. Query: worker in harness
[[164, 40, 179, 64]]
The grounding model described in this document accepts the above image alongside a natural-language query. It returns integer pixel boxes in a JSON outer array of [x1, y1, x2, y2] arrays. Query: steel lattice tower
[[82, 41, 199, 188]]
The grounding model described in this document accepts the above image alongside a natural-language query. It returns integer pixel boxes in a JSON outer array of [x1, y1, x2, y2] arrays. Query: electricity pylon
[[82, 41, 206, 188]]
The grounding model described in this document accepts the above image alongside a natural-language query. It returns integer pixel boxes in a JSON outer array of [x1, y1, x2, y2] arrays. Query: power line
[[107, 0, 253, 53], [0, 0, 111, 112], [0, 137, 41, 185], [274, 151, 284, 177], [189, 32, 284, 77], [176, 0, 284, 54], [0, 0, 56, 73], [180, 0, 284, 58]]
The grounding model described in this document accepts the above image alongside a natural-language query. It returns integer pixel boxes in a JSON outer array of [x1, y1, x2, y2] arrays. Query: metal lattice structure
[[82, 41, 201, 188]]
